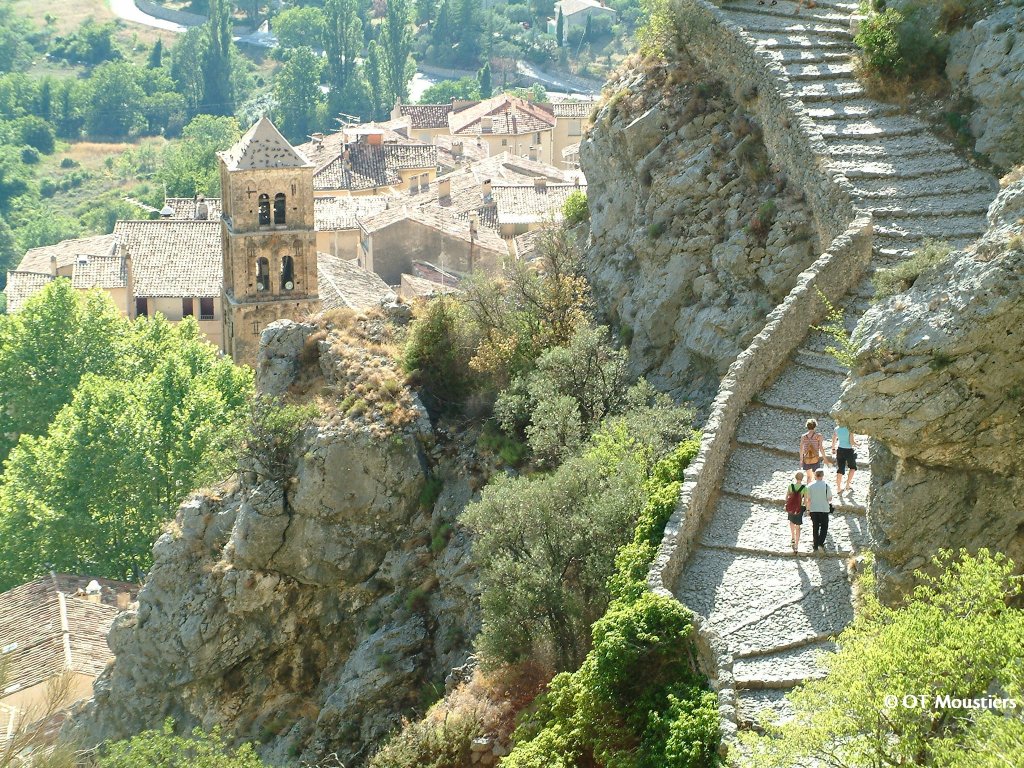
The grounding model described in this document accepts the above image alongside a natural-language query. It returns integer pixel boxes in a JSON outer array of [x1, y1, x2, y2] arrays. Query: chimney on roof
[[160, 203, 174, 218], [451, 140, 463, 158], [85, 580, 102, 604], [534, 177, 547, 190], [367, 132, 383, 146], [124, 250, 135, 316], [49, 254, 57, 276], [195, 194, 209, 220], [438, 178, 451, 199], [116, 592, 131, 610], [481, 179, 492, 199], [481, 116, 493, 133]]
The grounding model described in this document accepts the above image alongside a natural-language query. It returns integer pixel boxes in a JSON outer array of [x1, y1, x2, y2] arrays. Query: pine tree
[[148, 38, 163, 68], [200, 0, 234, 116], [556, 7, 564, 47], [478, 61, 492, 98], [583, 13, 592, 44]]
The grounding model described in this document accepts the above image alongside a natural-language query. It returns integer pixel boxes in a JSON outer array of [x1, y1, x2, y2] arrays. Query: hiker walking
[[807, 468, 832, 554], [832, 422, 859, 496], [800, 419, 825, 472], [785, 471, 809, 554]]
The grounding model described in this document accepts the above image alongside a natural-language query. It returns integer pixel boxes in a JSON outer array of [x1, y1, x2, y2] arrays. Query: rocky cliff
[[75, 314, 482, 766], [835, 172, 1024, 601], [581, 57, 819, 407]]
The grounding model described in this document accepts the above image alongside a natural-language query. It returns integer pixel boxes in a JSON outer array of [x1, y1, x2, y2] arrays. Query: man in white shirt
[[807, 468, 832, 554]]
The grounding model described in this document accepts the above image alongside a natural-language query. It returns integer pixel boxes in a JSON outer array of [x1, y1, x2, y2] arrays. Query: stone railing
[[667, 0, 859, 246], [646, 0, 876, 738]]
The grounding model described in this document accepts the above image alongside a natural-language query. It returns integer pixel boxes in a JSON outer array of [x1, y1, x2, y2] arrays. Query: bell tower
[[218, 117, 321, 365]]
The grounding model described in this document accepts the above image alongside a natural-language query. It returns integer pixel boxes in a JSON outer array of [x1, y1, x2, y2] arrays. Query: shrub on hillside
[[97, 720, 267, 768], [402, 297, 480, 416], [873, 239, 951, 298], [562, 189, 589, 225], [738, 550, 1024, 767], [854, 5, 949, 81]]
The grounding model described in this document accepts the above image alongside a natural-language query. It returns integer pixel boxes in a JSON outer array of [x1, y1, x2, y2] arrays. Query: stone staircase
[[672, 0, 999, 727]]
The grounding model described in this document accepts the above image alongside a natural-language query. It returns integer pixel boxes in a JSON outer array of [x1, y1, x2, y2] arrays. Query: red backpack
[[785, 484, 804, 514]]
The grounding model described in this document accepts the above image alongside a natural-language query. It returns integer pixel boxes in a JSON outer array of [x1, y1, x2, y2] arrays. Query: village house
[[548, 0, 617, 43], [0, 574, 138, 741]]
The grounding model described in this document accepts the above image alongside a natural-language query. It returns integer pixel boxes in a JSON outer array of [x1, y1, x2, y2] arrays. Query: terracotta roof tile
[[490, 183, 587, 224], [314, 195, 394, 231], [114, 220, 222, 298], [448, 96, 556, 136], [71, 254, 126, 290], [163, 197, 222, 221], [17, 234, 117, 273], [398, 103, 454, 129], [4, 272, 53, 313], [316, 252, 394, 310], [552, 99, 597, 118]]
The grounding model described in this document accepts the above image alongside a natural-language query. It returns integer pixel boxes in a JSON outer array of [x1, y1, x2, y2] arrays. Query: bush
[[368, 713, 480, 768], [748, 199, 777, 241], [243, 396, 318, 483], [738, 550, 1024, 767], [873, 239, 951, 298], [562, 189, 589, 225], [402, 297, 480, 416], [97, 719, 268, 768], [13, 116, 56, 154], [854, 6, 948, 81], [503, 439, 718, 768]]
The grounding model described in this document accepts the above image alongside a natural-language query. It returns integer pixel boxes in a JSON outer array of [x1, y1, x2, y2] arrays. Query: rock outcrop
[[947, 4, 1024, 172], [75, 316, 482, 766], [836, 174, 1024, 600], [582, 59, 818, 407]]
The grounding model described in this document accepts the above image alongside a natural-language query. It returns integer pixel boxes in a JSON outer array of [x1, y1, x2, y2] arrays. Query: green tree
[[273, 45, 325, 142], [170, 28, 206, 117], [365, 39, 389, 119], [0, 282, 124, 461], [0, 220, 17, 288], [273, 6, 327, 50], [323, 0, 365, 117], [0, 145, 31, 212], [84, 61, 148, 137], [402, 297, 480, 416], [158, 114, 242, 197], [201, 0, 235, 115], [148, 38, 164, 68], [556, 7, 564, 46], [0, 4, 34, 74], [13, 207, 82, 253], [0, 309, 252, 588], [738, 550, 1024, 768], [98, 720, 268, 768], [381, 0, 415, 105], [418, 77, 479, 105], [477, 62, 492, 98]]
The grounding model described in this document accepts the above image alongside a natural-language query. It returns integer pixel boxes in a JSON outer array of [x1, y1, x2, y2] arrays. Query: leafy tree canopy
[[98, 720, 269, 768], [418, 77, 480, 105], [158, 114, 241, 197]]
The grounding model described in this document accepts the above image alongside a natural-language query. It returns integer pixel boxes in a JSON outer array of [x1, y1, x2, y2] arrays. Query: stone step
[[873, 214, 987, 241], [702, 493, 870, 556], [794, 347, 849, 375], [834, 154, 969, 180], [737, 688, 795, 727], [867, 192, 995, 219], [851, 170, 998, 199], [748, 30, 857, 51], [734, 641, 835, 689], [723, 0, 856, 27], [824, 135, 950, 160], [722, 10, 853, 38], [805, 100, 900, 122], [721, 445, 870, 509], [872, 233, 978, 257], [816, 116, 928, 140], [793, 80, 866, 103], [757, 362, 847, 415], [677, 549, 854, 657], [769, 47, 854, 65], [737, 405, 872, 465], [785, 61, 858, 82]]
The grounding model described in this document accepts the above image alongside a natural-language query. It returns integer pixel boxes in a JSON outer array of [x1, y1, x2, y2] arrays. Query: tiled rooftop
[[0, 574, 138, 699], [360, 205, 508, 255], [398, 103, 454, 129], [316, 252, 394, 310], [490, 183, 587, 224], [556, 0, 615, 17], [17, 234, 117, 273], [163, 197, 223, 221], [552, 99, 597, 119], [314, 195, 395, 231], [4, 271, 54, 313], [70, 254, 126, 290], [114, 220, 222, 298], [513, 229, 545, 262], [449, 95, 556, 136], [219, 117, 312, 171]]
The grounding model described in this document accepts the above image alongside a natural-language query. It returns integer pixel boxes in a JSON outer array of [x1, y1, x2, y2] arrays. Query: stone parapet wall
[[668, 0, 859, 246], [648, 214, 872, 734]]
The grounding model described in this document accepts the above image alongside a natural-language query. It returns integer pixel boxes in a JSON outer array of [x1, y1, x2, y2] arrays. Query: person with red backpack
[[785, 470, 809, 554]]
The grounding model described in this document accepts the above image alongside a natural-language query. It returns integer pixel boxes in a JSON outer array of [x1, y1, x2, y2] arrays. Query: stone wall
[[668, 0, 859, 247]]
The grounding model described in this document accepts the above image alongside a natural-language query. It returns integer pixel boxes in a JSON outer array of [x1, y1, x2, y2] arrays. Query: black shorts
[[788, 509, 804, 525], [837, 447, 857, 474]]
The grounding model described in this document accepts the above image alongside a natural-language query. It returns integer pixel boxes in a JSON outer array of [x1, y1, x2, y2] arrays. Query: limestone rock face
[[581, 61, 818, 408], [947, 5, 1024, 171], [75, 320, 481, 766], [835, 177, 1024, 600]]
